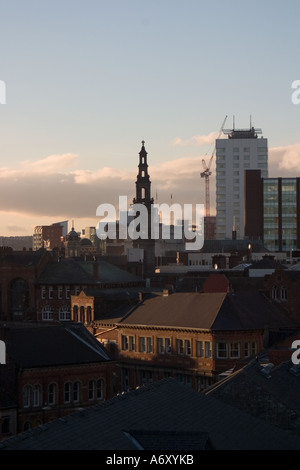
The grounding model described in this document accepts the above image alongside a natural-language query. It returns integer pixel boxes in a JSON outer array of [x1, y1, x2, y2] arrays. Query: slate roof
[[118, 291, 296, 331], [206, 358, 300, 436], [37, 258, 143, 285], [0, 250, 47, 267], [1, 322, 112, 367], [1, 378, 300, 450]]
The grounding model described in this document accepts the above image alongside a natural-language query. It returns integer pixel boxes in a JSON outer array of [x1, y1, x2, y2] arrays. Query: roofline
[[116, 323, 212, 333]]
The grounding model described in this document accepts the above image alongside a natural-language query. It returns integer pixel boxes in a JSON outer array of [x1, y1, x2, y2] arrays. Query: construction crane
[[201, 115, 227, 239]]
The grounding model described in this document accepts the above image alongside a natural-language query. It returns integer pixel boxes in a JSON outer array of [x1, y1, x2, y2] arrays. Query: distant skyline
[[1, 0, 300, 236]]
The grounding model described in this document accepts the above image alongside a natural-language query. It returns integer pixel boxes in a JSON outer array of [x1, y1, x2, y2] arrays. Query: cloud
[[172, 132, 218, 147], [269, 143, 300, 176], [21, 153, 78, 173], [6, 224, 27, 233], [1, 142, 300, 235]]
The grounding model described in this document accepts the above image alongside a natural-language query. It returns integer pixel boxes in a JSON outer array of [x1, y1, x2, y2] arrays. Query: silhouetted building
[[132, 141, 155, 276]]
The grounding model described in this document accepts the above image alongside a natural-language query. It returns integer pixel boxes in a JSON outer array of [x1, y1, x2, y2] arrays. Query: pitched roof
[[118, 291, 296, 331], [37, 259, 143, 285], [119, 292, 227, 330], [1, 378, 299, 450], [206, 358, 300, 435], [1, 322, 112, 367]]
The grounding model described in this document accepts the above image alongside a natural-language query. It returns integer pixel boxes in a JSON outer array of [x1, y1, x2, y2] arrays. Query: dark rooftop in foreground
[[0, 322, 112, 367], [1, 378, 299, 450]]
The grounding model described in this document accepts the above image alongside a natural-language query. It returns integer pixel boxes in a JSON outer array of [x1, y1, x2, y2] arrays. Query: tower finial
[[141, 140, 145, 146]]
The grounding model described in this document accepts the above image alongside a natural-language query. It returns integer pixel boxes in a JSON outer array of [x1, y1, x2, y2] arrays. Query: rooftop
[[1, 378, 299, 450], [0, 322, 112, 367], [118, 291, 296, 331]]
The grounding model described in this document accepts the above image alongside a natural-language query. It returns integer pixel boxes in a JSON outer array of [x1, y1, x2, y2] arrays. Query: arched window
[[88, 380, 95, 400], [48, 383, 57, 405], [86, 306, 92, 323], [59, 306, 71, 321], [80, 306, 85, 323], [96, 379, 104, 400], [33, 385, 41, 407], [272, 286, 279, 300], [64, 382, 71, 403], [42, 305, 53, 321], [73, 305, 78, 322], [23, 385, 32, 408], [9, 278, 29, 321], [73, 381, 80, 402]]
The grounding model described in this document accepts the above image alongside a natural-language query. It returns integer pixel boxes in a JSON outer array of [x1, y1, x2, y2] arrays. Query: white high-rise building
[[215, 124, 268, 239]]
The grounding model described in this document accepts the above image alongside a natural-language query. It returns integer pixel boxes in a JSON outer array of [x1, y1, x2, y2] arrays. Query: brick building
[[0, 322, 117, 440], [36, 258, 144, 323], [264, 266, 300, 323], [0, 250, 52, 321], [0, 250, 144, 323], [88, 288, 296, 392]]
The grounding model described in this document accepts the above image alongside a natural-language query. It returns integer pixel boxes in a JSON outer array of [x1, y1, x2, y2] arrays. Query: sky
[[0, 0, 300, 236]]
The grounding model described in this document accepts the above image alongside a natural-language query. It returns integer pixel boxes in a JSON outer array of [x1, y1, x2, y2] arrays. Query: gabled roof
[[1, 378, 299, 450], [1, 322, 112, 367], [118, 291, 296, 331], [37, 259, 143, 285]]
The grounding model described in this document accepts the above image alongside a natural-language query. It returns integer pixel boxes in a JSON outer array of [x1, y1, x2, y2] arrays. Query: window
[[139, 337, 146, 353], [245, 341, 258, 357], [129, 335, 135, 351], [229, 342, 240, 359], [272, 286, 279, 300], [205, 341, 212, 358], [122, 335, 135, 351], [73, 381, 80, 402], [97, 379, 104, 400], [41, 286, 46, 299], [122, 335, 129, 350], [75, 286, 80, 295], [65, 286, 70, 299], [217, 342, 228, 358], [196, 341, 204, 357], [64, 382, 71, 403], [177, 339, 184, 355], [58, 286, 62, 299], [32, 385, 40, 407], [281, 287, 287, 301], [147, 337, 153, 353], [59, 306, 71, 321], [176, 339, 191, 356], [165, 338, 171, 354], [48, 286, 53, 299], [185, 339, 191, 355], [88, 380, 95, 400], [158, 338, 171, 354], [23, 385, 32, 408], [48, 383, 56, 405], [42, 305, 53, 321]]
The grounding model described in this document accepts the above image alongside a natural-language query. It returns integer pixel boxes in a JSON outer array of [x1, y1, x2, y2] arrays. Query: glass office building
[[263, 178, 299, 252]]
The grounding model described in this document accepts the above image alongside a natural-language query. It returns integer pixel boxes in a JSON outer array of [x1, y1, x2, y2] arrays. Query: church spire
[[134, 140, 154, 207]]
